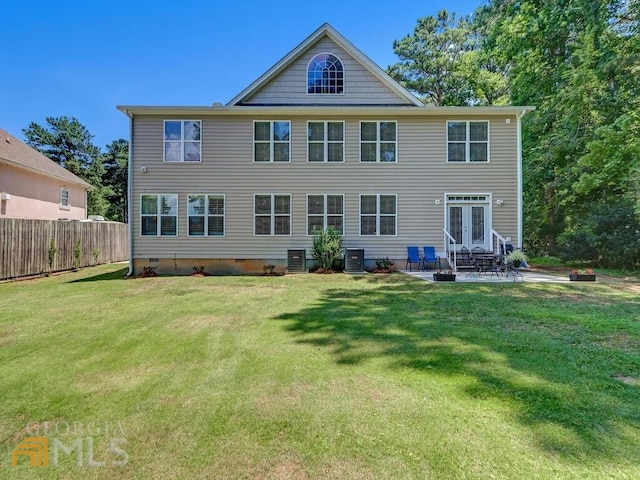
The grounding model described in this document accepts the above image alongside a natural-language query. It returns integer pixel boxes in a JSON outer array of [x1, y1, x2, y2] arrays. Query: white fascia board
[[116, 105, 536, 117]]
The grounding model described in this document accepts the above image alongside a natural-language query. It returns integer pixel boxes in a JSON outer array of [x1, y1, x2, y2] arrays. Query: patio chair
[[422, 246, 438, 271], [406, 246, 421, 272]]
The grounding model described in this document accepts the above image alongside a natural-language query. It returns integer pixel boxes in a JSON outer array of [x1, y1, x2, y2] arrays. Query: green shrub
[[557, 199, 640, 268], [73, 240, 82, 270], [47, 238, 57, 275], [311, 227, 343, 271]]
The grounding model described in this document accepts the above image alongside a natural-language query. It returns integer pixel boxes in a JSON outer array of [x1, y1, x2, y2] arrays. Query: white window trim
[[163, 120, 202, 163], [253, 120, 291, 163], [59, 187, 70, 210], [253, 193, 292, 236], [306, 52, 345, 96], [359, 194, 398, 236], [306, 194, 345, 235], [140, 194, 179, 237], [187, 194, 225, 237], [446, 120, 490, 163], [359, 121, 398, 163], [306, 121, 345, 163]]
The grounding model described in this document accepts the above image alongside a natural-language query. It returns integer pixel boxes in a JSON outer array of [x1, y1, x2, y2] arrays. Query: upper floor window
[[307, 194, 344, 235], [307, 53, 344, 94], [308, 121, 344, 162], [254, 121, 290, 162], [59, 188, 70, 210], [187, 194, 225, 236], [360, 194, 397, 236], [141, 194, 178, 236], [254, 194, 291, 235], [447, 121, 489, 162], [164, 120, 201, 162], [360, 121, 397, 162]]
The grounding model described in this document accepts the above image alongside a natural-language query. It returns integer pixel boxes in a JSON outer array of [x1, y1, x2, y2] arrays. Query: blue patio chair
[[406, 246, 421, 272], [422, 246, 438, 271]]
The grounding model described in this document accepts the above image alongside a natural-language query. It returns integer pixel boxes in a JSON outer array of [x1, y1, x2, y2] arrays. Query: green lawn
[[1, 264, 639, 479]]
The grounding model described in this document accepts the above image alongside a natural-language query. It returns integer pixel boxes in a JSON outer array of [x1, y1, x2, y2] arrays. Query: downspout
[[126, 110, 134, 277], [516, 109, 527, 250]]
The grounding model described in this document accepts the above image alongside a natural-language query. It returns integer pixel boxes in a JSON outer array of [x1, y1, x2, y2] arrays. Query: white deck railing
[[443, 229, 458, 272], [490, 229, 508, 257]]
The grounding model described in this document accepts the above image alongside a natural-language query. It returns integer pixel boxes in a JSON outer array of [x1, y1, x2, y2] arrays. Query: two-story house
[[0, 128, 90, 221], [118, 23, 533, 275]]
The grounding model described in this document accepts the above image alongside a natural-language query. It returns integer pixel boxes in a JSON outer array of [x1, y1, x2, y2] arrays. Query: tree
[[388, 10, 474, 106], [22, 116, 127, 220], [476, 0, 639, 258], [102, 139, 129, 222], [23, 116, 101, 178]]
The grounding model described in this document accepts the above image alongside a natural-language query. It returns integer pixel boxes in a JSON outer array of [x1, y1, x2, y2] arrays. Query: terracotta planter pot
[[569, 274, 596, 282]]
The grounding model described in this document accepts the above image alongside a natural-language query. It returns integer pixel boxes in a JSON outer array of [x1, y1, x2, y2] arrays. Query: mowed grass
[[1, 265, 639, 479]]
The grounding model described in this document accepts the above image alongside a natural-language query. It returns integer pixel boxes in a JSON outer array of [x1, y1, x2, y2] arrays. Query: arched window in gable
[[307, 53, 344, 94]]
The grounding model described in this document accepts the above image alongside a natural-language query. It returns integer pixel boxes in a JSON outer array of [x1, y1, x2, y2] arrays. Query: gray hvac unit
[[287, 249, 307, 273], [345, 248, 364, 273]]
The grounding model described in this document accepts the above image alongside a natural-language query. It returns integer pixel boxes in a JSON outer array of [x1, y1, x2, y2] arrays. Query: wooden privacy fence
[[0, 219, 128, 280]]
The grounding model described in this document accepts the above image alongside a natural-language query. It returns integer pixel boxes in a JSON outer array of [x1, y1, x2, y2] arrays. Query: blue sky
[[1, 0, 482, 149]]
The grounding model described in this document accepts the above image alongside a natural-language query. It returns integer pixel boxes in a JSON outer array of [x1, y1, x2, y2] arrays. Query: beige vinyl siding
[[131, 115, 519, 261], [244, 37, 412, 106]]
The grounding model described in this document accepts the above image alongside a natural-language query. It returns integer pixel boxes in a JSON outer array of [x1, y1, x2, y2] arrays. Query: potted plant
[[433, 269, 456, 281], [506, 250, 528, 268], [569, 268, 596, 281]]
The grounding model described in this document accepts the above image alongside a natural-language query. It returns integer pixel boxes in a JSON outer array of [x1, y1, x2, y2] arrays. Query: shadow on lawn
[[68, 267, 129, 283], [274, 275, 640, 460]]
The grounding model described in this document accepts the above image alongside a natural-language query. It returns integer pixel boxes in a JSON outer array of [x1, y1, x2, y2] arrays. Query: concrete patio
[[402, 269, 570, 283]]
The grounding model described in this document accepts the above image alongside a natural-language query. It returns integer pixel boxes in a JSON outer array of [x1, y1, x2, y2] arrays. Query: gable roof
[[0, 128, 91, 188], [227, 23, 424, 107]]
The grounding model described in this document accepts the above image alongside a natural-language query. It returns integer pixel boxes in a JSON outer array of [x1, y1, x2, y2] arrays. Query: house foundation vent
[[287, 249, 307, 273], [345, 248, 364, 273]]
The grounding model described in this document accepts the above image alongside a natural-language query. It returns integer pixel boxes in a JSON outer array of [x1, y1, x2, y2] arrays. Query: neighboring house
[[0, 128, 90, 220], [118, 23, 534, 275]]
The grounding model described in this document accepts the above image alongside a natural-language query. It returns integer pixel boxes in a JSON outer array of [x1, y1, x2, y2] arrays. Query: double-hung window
[[447, 121, 489, 162], [308, 121, 344, 162], [360, 121, 397, 162], [254, 121, 290, 162], [59, 188, 70, 209], [307, 194, 344, 234], [141, 194, 178, 236], [254, 194, 291, 235], [187, 195, 225, 236], [360, 194, 397, 236], [164, 120, 201, 162]]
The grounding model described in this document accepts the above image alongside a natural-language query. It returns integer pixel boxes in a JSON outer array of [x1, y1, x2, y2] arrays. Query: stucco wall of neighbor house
[[0, 163, 86, 220], [129, 113, 520, 274]]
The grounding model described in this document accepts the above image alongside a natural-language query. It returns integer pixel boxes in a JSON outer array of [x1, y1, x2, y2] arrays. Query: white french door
[[447, 196, 490, 250]]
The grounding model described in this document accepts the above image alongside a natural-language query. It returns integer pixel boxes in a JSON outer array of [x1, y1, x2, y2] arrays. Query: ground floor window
[[307, 194, 344, 234], [141, 194, 178, 236], [360, 194, 397, 235], [188, 194, 224, 236], [254, 194, 291, 235]]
